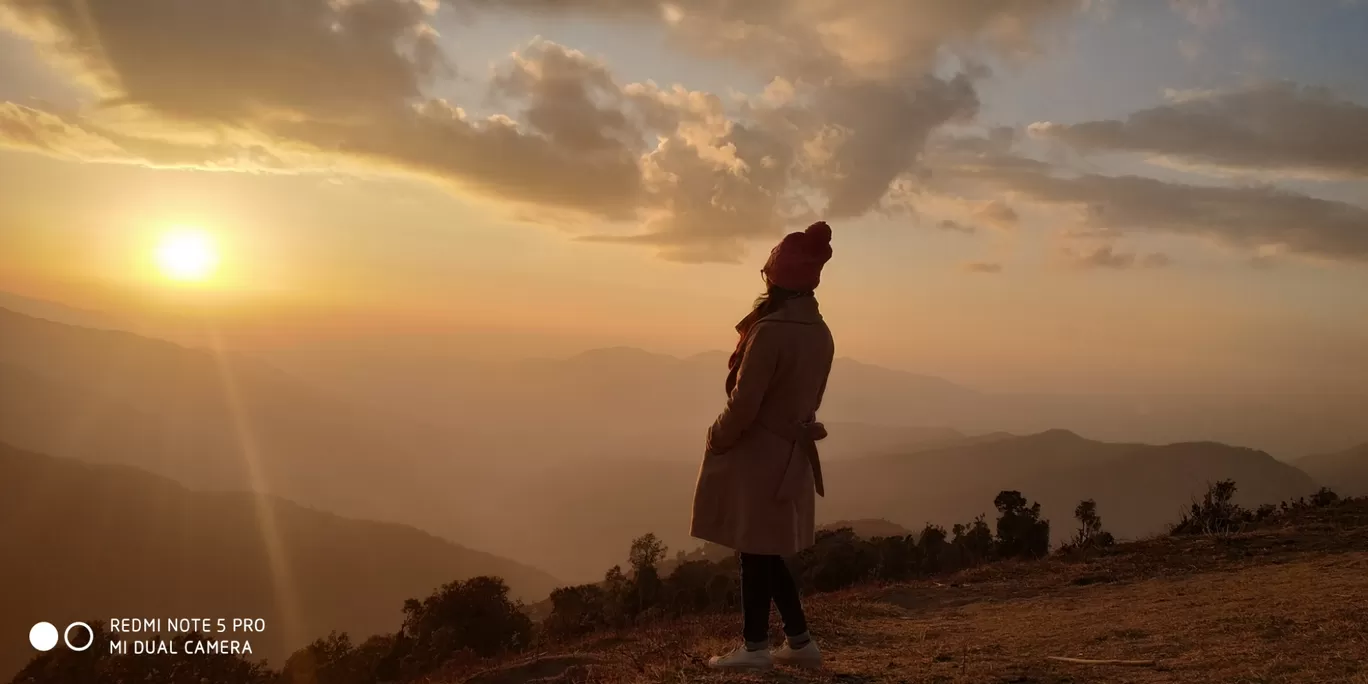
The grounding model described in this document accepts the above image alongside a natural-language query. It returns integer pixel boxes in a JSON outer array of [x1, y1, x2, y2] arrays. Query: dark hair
[[751, 282, 812, 319]]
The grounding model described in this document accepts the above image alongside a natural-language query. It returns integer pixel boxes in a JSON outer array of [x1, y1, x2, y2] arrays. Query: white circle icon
[[29, 622, 58, 652], [64, 623, 93, 652]]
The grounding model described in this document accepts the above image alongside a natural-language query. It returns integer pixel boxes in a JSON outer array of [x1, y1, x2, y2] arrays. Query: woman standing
[[691, 221, 835, 671]]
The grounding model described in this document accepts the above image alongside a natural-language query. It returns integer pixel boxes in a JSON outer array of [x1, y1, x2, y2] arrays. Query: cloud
[[0, 0, 447, 122], [926, 137, 1368, 264], [0, 0, 1088, 262], [962, 261, 1004, 273], [0, 102, 288, 170], [1169, 0, 1229, 29], [1028, 83, 1368, 179], [453, 0, 1082, 82], [1062, 244, 1171, 270]]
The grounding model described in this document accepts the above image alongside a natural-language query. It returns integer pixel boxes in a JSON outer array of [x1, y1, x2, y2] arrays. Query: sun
[[155, 229, 220, 282]]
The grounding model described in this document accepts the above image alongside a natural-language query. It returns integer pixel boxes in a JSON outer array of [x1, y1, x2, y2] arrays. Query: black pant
[[740, 553, 808, 645]]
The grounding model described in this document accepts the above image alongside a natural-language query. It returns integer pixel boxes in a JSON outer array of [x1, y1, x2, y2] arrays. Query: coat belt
[[766, 420, 827, 501]]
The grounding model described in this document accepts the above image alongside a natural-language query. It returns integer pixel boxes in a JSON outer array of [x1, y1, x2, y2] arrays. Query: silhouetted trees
[[379, 575, 532, 680], [278, 632, 391, 684], [1059, 499, 1115, 552], [993, 491, 1052, 559], [16, 483, 1355, 684]]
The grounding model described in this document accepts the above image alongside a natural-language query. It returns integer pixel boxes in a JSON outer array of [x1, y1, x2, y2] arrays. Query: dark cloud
[[1029, 83, 1368, 179], [925, 138, 1368, 264], [2, 0, 445, 122]]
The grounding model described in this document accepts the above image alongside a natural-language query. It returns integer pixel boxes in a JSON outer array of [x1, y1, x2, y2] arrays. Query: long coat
[[689, 295, 835, 557]]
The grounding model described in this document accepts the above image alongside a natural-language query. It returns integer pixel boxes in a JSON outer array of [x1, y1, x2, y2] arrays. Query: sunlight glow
[[155, 229, 219, 282]]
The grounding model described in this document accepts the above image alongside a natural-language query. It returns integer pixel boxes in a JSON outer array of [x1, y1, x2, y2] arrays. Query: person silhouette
[[690, 221, 835, 671]]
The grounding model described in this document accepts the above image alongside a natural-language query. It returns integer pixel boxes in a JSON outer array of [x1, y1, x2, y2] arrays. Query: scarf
[[725, 305, 770, 395]]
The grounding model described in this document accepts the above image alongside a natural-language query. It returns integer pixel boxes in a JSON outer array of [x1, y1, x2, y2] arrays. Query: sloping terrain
[[1297, 444, 1368, 497], [439, 500, 1368, 683], [0, 443, 559, 681], [823, 430, 1320, 543]]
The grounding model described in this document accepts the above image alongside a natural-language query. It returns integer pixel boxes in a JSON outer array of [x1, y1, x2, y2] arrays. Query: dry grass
[[437, 502, 1368, 684]]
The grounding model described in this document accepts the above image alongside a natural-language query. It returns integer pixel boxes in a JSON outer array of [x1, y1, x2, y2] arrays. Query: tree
[[795, 528, 877, 592], [994, 490, 1051, 559], [951, 515, 996, 567], [544, 584, 610, 638], [396, 576, 532, 677], [629, 533, 669, 575], [278, 632, 386, 684], [916, 524, 949, 574], [1067, 499, 1115, 550], [626, 533, 668, 619]]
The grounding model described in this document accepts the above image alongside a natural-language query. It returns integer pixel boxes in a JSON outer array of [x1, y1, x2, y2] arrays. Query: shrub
[[795, 528, 878, 592], [1311, 487, 1340, 508], [1171, 480, 1252, 536], [544, 584, 611, 638]]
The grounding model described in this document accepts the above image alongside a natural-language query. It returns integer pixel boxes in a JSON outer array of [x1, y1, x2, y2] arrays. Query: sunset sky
[[1, 0, 1366, 394]]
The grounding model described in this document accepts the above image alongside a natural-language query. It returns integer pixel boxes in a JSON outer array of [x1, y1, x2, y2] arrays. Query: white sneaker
[[707, 645, 774, 671], [773, 640, 822, 669]]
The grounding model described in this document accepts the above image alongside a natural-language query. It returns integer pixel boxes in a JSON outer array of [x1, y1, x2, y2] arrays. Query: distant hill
[[1297, 444, 1368, 497], [820, 519, 916, 538], [823, 430, 1321, 541], [0, 443, 559, 680], [0, 308, 1000, 582], [271, 342, 1368, 460], [0, 307, 530, 572], [465, 430, 1321, 582], [0, 307, 1349, 583]]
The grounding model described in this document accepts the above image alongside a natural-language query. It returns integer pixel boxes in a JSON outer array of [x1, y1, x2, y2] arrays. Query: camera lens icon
[[30, 622, 93, 652]]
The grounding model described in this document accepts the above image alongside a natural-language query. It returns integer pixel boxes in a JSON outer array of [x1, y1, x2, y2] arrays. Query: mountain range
[[1, 302, 1362, 584], [1297, 444, 1368, 497]]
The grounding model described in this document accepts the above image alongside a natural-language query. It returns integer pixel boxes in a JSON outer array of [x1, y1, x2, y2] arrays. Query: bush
[[994, 491, 1051, 559], [543, 584, 611, 638], [795, 528, 879, 592], [1172, 480, 1253, 536], [1311, 487, 1340, 508]]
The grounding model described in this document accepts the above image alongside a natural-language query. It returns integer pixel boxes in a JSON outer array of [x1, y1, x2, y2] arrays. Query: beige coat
[[689, 296, 835, 556]]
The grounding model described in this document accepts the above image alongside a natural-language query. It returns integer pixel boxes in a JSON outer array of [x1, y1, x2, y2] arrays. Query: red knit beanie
[[762, 221, 833, 291]]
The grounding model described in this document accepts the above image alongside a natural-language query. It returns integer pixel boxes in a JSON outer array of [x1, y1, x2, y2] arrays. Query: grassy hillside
[[0, 443, 559, 680], [434, 498, 1368, 683]]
